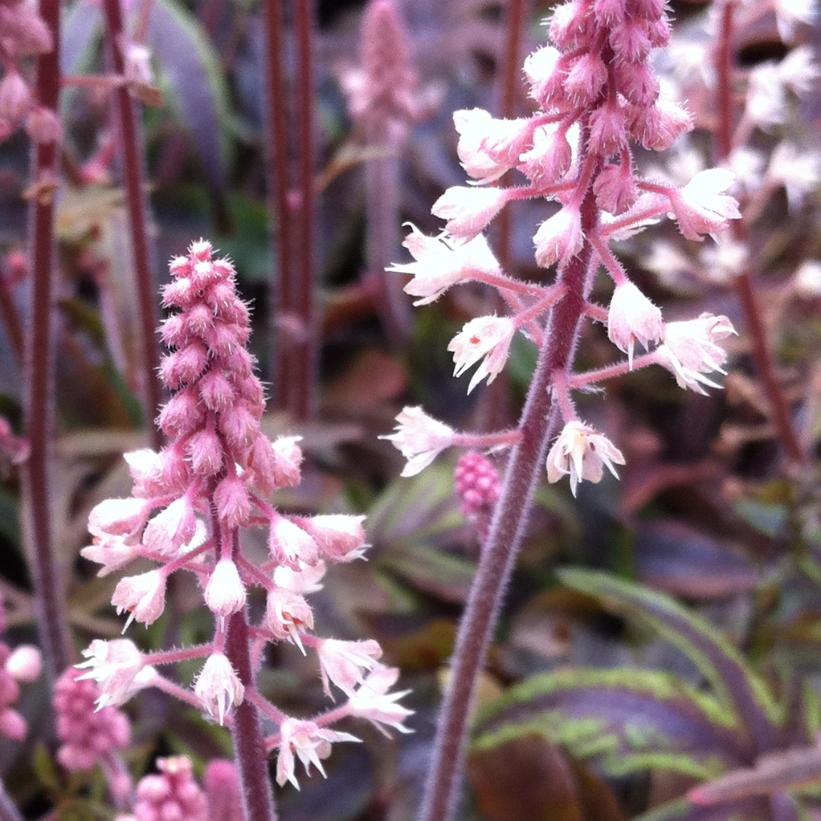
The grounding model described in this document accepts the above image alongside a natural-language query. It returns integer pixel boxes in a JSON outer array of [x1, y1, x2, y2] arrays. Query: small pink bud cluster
[[0, 600, 41, 741], [341, 0, 420, 145], [53, 668, 130, 773], [81, 240, 411, 790], [454, 452, 500, 541], [385, 1, 739, 495], [0, 0, 60, 144], [132, 756, 207, 821]]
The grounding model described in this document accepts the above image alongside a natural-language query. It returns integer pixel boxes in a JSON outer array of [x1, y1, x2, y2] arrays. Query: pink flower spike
[[546, 421, 626, 496], [533, 207, 584, 269], [448, 315, 516, 394], [111, 570, 167, 629], [5, 645, 42, 683], [431, 186, 508, 239], [672, 169, 741, 241], [204, 559, 247, 619], [387, 225, 501, 306], [380, 406, 455, 477], [348, 666, 414, 736], [194, 653, 244, 725], [275, 718, 360, 790], [655, 313, 737, 395], [317, 639, 383, 698], [607, 281, 664, 366]]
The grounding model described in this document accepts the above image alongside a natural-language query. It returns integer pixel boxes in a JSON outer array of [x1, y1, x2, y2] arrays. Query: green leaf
[[557, 569, 780, 744], [32, 742, 62, 794]]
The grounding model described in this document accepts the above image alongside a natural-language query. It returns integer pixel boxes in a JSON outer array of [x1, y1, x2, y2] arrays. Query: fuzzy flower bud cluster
[[80, 240, 411, 790], [384, 0, 739, 496], [0, 0, 60, 144], [0, 598, 42, 742], [131, 756, 207, 821], [340, 0, 420, 145]]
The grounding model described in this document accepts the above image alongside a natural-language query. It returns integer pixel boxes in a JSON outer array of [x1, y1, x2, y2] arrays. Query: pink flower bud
[[589, 103, 626, 157], [157, 388, 204, 438], [518, 124, 573, 185], [25, 106, 61, 144], [593, 0, 626, 25], [124, 448, 165, 497], [431, 186, 508, 240], [218, 403, 258, 451], [523, 46, 563, 104], [672, 169, 741, 241], [609, 18, 651, 63], [270, 435, 304, 487], [630, 93, 692, 151], [214, 474, 251, 528], [607, 281, 664, 365], [204, 760, 242, 821], [0, 72, 31, 122], [198, 368, 235, 411], [0, 708, 26, 741], [81, 533, 141, 577], [5, 645, 42, 682], [455, 452, 500, 523], [298, 515, 368, 563], [616, 62, 659, 106], [317, 638, 383, 698], [194, 653, 244, 725], [269, 516, 320, 566], [453, 108, 534, 184], [593, 163, 638, 214], [204, 559, 246, 619], [142, 497, 196, 556], [533, 207, 583, 268], [187, 428, 224, 476], [564, 52, 607, 104], [549, 1, 587, 50], [112, 570, 167, 628], [134, 757, 207, 821], [88, 497, 149, 538], [160, 341, 208, 388]]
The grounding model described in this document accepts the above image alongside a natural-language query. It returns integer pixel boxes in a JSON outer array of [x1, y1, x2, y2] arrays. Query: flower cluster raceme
[[0, 598, 42, 742], [384, 0, 740, 496], [454, 452, 500, 540], [130, 756, 207, 821], [0, 0, 60, 144], [79, 240, 411, 790]]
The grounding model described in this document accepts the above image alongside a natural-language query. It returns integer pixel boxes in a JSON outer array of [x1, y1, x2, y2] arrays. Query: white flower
[[348, 667, 413, 735], [317, 639, 383, 698], [88, 497, 149, 538], [767, 142, 821, 211], [380, 406, 455, 476], [607, 282, 664, 366], [111, 570, 167, 629], [203, 559, 247, 619], [141, 497, 196, 557], [655, 313, 737, 394], [76, 639, 154, 708], [268, 516, 320, 567], [273, 561, 327, 594], [794, 259, 821, 298], [523, 45, 562, 101], [727, 147, 766, 195], [453, 108, 534, 184], [448, 316, 516, 394], [674, 169, 741, 241], [773, 0, 815, 42], [533, 207, 583, 268], [386, 225, 501, 305], [745, 63, 787, 129], [778, 45, 818, 96], [275, 718, 360, 789], [81, 532, 141, 577], [546, 421, 626, 497], [431, 186, 508, 239], [194, 653, 244, 725], [265, 588, 314, 651]]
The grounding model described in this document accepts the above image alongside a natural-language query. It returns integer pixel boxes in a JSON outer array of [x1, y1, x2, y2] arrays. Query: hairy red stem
[[102, 0, 162, 449], [418, 183, 600, 821], [20, 0, 74, 681], [715, 0, 804, 464], [0, 274, 23, 365]]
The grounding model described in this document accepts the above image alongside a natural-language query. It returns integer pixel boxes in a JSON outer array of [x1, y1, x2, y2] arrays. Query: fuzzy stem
[[714, 0, 804, 464], [225, 609, 278, 821], [20, 0, 73, 681], [102, 0, 162, 448], [452, 430, 521, 449], [0, 779, 23, 821], [570, 352, 657, 387], [263, 0, 295, 415], [418, 183, 599, 821]]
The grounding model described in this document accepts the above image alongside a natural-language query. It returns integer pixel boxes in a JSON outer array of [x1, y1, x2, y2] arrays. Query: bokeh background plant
[[0, 0, 818, 818]]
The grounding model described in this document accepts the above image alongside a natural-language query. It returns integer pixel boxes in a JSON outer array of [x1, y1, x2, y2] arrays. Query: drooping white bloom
[[380, 406, 455, 476], [81, 532, 142, 577], [123, 448, 164, 497], [453, 108, 534, 184], [533, 207, 583, 268], [673, 169, 741, 241], [76, 639, 154, 708], [316, 639, 383, 698], [386, 225, 501, 305], [431, 186, 508, 239], [545, 421, 626, 497], [273, 561, 327, 595], [607, 282, 664, 366], [275, 718, 360, 789], [348, 666, 413, 735], [655, 313, 737, 394], [203, 559, 247, 619], [194, 653, 244, 725], [448, 315, 516, 394], [111, 570, 167, 629]]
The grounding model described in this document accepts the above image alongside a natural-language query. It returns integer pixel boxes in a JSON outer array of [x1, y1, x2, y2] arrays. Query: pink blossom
[[533, 207, 584, 269], [269, 516, 320, 566], [194, 653, 244, 725], [518, 124, 573, 185], [214, 474, 251, 528], [111, 570, 167, 629], [88, 497, 149, 538], [298, 515, 368, 563], [455, 452, 501, 524], [142, 496, 196, 556], [453, 108, 534, 184], [0, 72, 30, 122], [523, 45, 562, 103], [123, 449, 164, 497], [275, 718, 360, 789], [134, 756, 207, 821], [564, 52, 607, 103], [546, 421, 626, 496], [316, 639, 383, 698], [272, 562, 326, 595], [448, 315, 516, 394], [387, 225, 501, 305], [5, 645, 42, 683], [269, 435, 304, 488], [76, 639, 155, 708], [593, 163, 637, 214], [204, 559, 247, 619], [380, 406, 455, 477], [431, 186, 508, 240], [81, 532, 141, 577], [672, 169, 741, 241], [265, 588, 314, 650], [348, 667, 413, 735], [607, 281, 664, 365]]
